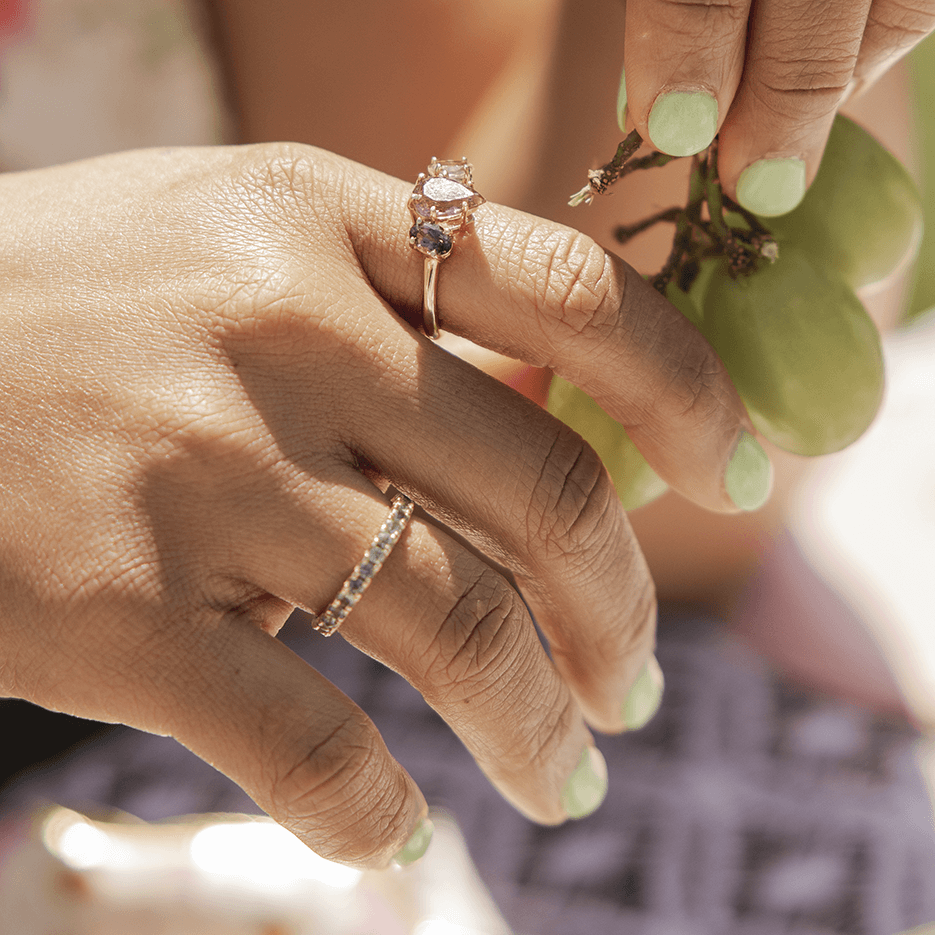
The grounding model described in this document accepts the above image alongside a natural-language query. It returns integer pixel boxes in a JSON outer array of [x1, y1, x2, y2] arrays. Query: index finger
[[340, 155, 772, 515], [621, 0, 750, 157]]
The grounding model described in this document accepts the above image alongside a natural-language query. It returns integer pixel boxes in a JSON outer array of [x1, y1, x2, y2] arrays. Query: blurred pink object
[[0, 0, 29, 38]]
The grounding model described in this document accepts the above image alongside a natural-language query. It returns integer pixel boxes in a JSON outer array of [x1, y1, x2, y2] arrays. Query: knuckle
[[527, 231, 621, 354], [527, 425, 622, 565], [753, 17, 863, 118], [268, 713, 373, 818], [755, 56, 854, 116], [424, 565, 582, 777], [235, 143, 322, 221], [865, 2, 935, 54], [422, 565, 528, 703], [266, 714, 409, 864], [651, 331, 728, 426], [224, 143, 345, 263], [506, 688, 580, 777], [651, 0, 748, 39]]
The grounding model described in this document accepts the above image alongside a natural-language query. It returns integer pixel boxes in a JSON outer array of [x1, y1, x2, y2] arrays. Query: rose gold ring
[[311, 494, 415, 637], [408, 157, 485, 339]]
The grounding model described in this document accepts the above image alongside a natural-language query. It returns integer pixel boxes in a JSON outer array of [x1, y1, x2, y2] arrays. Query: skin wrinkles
[[0, 140, 765, 864], [531, 231, 619, 354], [438, 587, 525, 694], [529, 435, 611, 562], [269, 730, 412, 867]]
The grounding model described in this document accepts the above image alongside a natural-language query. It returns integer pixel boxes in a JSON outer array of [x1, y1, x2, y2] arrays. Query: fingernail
[[736, 157, 806, 217], [622, 655, 664, 730], [560, 746, 608, 819], [392, 817, 434, 867], [725, 430, 773, 511], [616, 66, 628, 132], [647, 90, 718, 157]]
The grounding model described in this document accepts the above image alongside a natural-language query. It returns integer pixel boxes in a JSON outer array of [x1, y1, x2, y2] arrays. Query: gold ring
[[311, 495, 415, 637], [408, 158, 485, 339]]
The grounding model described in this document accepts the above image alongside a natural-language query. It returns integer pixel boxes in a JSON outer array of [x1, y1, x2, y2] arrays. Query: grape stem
[[571, 132, 779, 290], [568, 130, 675, 206], [613, 207, 682, 243]]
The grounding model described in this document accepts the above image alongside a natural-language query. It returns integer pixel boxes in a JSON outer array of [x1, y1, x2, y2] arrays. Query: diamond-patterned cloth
[[3, 611, 934, 934]]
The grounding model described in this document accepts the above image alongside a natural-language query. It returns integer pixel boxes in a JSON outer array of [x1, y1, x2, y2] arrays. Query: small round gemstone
[[410, 222, 453, 258]]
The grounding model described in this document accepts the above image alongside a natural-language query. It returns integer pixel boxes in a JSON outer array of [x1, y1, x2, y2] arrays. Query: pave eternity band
[[408, 157, 485, 339], [311, 494, 415, 637]]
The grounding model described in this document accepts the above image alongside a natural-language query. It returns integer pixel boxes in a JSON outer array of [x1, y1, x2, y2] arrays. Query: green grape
[[547, 376, 668, 510], [699, 248, 884, 456], [763, 114, 922, 290]]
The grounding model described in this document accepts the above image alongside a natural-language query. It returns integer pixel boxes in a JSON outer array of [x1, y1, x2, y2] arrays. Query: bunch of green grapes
[[551, 115, 922, 508]]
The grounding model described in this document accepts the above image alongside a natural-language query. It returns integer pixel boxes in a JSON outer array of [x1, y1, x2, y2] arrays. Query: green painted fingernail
[[622, 656, 664, 730], [725, 430, 772, 511], [647, 90, 718, 157], [392, 817, 434, 866], [736, 157, 807, 217], [616, 67, 628, 132], [560, 746, 608, 819]]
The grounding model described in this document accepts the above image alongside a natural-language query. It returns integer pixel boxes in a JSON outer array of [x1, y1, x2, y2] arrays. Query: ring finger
[[210, 477, 605, 841]]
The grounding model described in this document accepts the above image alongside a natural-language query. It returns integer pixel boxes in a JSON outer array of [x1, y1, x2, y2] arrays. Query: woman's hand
[[0, 144, 764, 866], [618, 0, 935, 215]]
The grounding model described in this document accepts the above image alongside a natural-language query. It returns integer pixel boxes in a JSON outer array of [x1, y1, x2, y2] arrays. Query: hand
[[618, 0, 935, 215], [0, 144, 763, 867]]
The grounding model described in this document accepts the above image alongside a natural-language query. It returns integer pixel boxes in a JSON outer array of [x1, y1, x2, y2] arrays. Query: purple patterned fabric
[[3, 610, 934, 934]]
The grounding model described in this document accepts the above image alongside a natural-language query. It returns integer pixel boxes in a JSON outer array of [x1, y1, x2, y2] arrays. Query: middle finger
[[336, 154, 769, 515]]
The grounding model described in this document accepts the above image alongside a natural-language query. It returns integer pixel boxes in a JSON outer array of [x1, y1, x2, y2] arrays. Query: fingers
[[325, 326, 657, 733], [334, 509, 605, 825], [148, 611, 431, 870], [621, 0, 750, 156], [851, 0, 935, 93], [341, 160, 769, 515], [619, 0, 934, 218], [221, 481, 612, 831], [717, 0, 871, 216]]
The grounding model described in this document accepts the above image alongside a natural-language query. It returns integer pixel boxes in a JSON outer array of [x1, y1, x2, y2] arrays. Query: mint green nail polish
[[736, 158, 806, 217], [647, 90, 718, 157], [616, 67, 628, 133], [560, 746, 608, 820], [622, 656, 664, 730], [726, 430, 772, 511], [392, 817, 434, 866]]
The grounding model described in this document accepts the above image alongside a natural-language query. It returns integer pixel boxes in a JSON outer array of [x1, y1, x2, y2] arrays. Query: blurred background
[[2, 1, 935, 931]]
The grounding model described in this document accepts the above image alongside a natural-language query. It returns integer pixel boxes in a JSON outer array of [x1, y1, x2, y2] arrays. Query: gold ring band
[[408, 157, 484, 340], [311, 494, 415, 637]]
